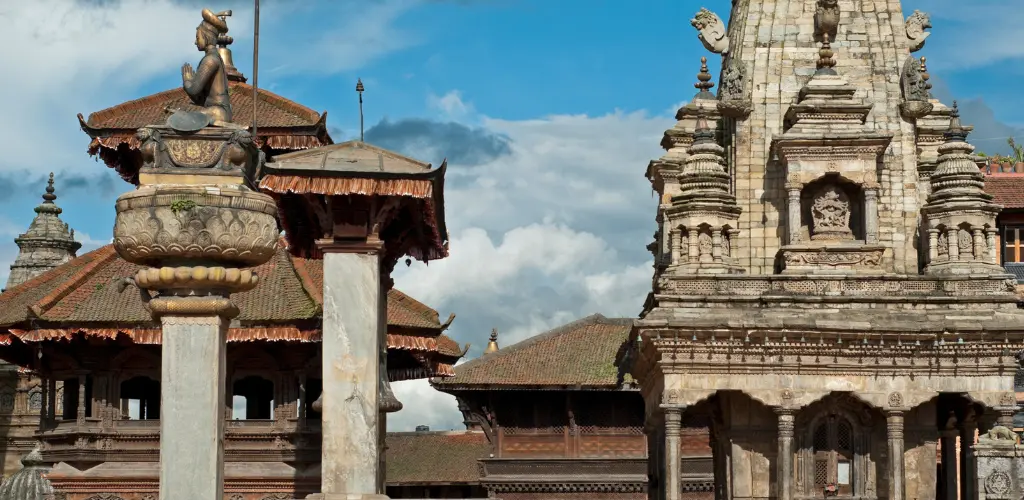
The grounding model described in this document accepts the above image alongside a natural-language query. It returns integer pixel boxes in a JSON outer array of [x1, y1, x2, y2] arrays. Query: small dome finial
[[484, 328, 499, 354], [944, 101, 969, 143], [694, 56, 715, 98], [42, 173, 56, 202], [816, 33, 837, 73]]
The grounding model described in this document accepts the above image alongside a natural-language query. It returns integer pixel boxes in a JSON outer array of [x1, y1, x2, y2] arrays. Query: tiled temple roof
[[0, 243, 462, 378], [434, 314, 635, 390], [79, 81, 332, 183], [982, 175, 1024, 209], [385, 431, 490, 484]]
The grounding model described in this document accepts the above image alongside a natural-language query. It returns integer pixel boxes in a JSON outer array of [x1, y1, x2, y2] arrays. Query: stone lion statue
[[905, 10, 932, 52], [979, 425, 1020, 444], [690, 8, 729, 54]]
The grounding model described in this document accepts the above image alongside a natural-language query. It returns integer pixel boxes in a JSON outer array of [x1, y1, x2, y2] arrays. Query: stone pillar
[[864, 188, 879, 244], [973, 229, 985, 262], [153, 299, 232, 500], [986, 228, 998, 264], [928, 229, 940, 263], [959, 418, 977, 500], [887, 410, 906, 500], [687, 229, 699, 263], [996, 406, 1016, 429], [297, 371, 308, 428], [317, 242, 387, 500], [940, 429, 958, 500], [947, 229, 959, 262], [776, 408, 795, 500], [712, 229, 723, 263], [665, 407, 683, 500], [786, 184, 801, 244]]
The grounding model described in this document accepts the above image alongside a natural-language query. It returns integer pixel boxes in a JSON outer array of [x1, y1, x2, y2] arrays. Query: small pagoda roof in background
[[0, 243, 462, 381], [433, 314, 636, 391], [267, 140, 435, 176], [385, 430, 490, 485], [78, 80, 332, 183]]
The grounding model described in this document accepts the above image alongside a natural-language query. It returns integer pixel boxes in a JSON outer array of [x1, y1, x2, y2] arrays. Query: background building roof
[[385, 431, 489, 485]]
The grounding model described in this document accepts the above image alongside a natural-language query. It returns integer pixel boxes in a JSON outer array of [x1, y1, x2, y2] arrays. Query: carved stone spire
[[921, 102, 1003, 275], [664, 114, 743, 275], [694, 57, 716, 100], [3, 174, 82, 292]]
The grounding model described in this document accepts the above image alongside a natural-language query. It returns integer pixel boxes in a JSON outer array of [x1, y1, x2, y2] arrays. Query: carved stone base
[[137, 125, 257, 180], [899, 100, 934, 120], [717, 99, 753, 119], [669, 261, 745, 276], [780, 243, 886, 275], [925, 259, 1005, 276]]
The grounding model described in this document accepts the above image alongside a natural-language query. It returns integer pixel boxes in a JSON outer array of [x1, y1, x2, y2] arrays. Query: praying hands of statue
[[181, 63, 195, 83]]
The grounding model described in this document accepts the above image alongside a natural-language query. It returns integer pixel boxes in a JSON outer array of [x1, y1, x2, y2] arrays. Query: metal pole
[[252, 0, 260, 139]]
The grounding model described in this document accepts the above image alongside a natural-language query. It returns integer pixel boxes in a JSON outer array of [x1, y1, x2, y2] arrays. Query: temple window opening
[[120, 376, 160, 421], [231, 375, 274, 420]]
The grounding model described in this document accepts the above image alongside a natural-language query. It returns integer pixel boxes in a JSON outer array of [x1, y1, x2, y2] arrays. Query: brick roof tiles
[[983, 175, 1024, 209], [385, 431, 489, 484], [434, 314, 635, 389]]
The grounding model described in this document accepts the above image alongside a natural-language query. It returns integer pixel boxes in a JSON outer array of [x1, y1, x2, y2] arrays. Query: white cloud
[[388, 378, 462, 432], [386, 96, 671, 430], [428, 90, 474, 120], [903, 0, 1024, 69]]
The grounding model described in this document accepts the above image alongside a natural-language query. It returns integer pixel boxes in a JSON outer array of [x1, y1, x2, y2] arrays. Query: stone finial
[[694, 57, 716, 100], [816, 34, 837, 74], [484, 328, 500, 354], [920, 57, 932, 93], [4, 174, 82, 291], [905, 10, 932, 52], [690, 7, 729, 54]]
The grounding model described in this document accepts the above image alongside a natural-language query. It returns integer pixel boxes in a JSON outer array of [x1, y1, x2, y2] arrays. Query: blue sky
[[1, 0, 1023, 430]]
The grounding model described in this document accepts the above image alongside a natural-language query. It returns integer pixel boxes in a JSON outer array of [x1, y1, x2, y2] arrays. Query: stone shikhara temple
[[631, 1, 1024, 500], [1, 1, 1024, 500]]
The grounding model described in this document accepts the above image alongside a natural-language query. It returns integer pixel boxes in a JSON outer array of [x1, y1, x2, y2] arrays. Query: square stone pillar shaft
[[887, 411, 905, 500], [665, 407, 683, 500], [776, 409, 795, 500], [959, 422, 976, 500], [158, 312, 229, 500], [320, 246, 385, 498], [941, 430, 958, 500]]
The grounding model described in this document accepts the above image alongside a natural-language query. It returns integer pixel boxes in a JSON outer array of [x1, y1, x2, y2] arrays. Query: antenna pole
[[357, 78, 365, 142], [252, 0, 260, 139]]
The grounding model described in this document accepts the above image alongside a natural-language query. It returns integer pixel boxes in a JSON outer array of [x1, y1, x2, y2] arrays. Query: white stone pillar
[[776, 409, 795, 500], [155, 302, 231, 500], [786, 184, 802, 245], [987, 228, 999, 264], [886, 410, 906, 500], [973, 229, 985, 262], [928, 229, 939, 264], [318, 244, 387, 500], [948, 230, 959, 262], [665, 407, 682, 500], [712, 228, 723, 263], [687, 229, 699, 263], [864, 188, 879, 244]]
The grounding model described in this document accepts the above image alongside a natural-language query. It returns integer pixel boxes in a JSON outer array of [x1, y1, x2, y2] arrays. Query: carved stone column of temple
[[959, 410, 977, 500], [886, 410, 906, 500], [776, 408, 795, 500], [664, 406, 683, 500], [110, 11, 279, 498], [939, 426, 958, 500]]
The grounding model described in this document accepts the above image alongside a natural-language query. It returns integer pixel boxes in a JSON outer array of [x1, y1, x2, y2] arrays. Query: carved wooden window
[[812, 416, 854, 495], [1003, 226, 1024, 264]]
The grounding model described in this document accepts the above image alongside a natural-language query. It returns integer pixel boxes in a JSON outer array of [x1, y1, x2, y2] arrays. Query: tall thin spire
[[694, 57, 716, 100], [357, 78, 366, 142]]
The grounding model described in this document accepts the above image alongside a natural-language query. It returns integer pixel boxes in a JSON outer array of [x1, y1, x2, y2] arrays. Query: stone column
[[886, 410, 906, 500], [152, 298, 233, 500], [786, 184, 801, 244], [864, 188, 879, 244], [46, 378, 55, 421], [973, 229, 985, 262], [947, 229, 959, 262], [297, 371, 308, 428], [712, 229, 723, 263], [317, 241, 387, 500], [776, 408, 795, 500], [995, 405, 1016, 429], [940, 429, 958, 500], [959, 418, 977, 500], [687, 229, 699, 263], [986, 228, 998, 264], [928, 229, 939, 263], [665, 406, 683, 500]]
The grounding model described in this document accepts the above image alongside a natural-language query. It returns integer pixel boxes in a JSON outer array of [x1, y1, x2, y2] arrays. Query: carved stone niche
[[779, 175, 885, 275]]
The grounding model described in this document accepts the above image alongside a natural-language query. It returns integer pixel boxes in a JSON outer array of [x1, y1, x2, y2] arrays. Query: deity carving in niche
[[811, 186, 853, 240], [698, 231, 713, 260], [937, 232, 948, 257], [722, 233, 731, 257], [957, 228, 974, 259]]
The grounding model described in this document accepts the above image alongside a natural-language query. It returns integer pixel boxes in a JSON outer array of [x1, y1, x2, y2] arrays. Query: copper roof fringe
[[259, 175, 434, 198]]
